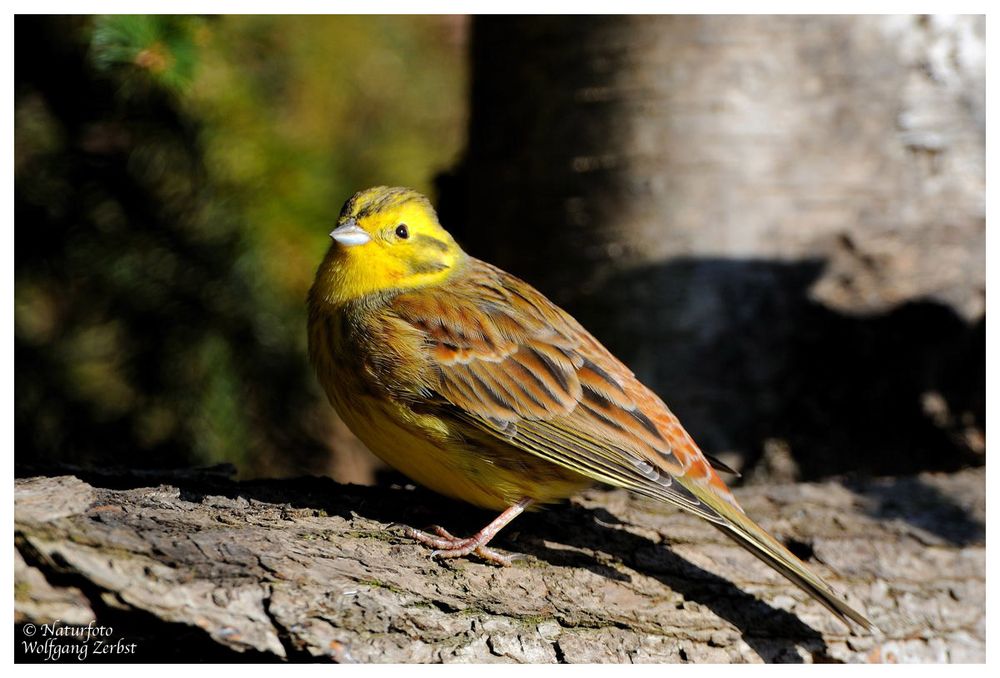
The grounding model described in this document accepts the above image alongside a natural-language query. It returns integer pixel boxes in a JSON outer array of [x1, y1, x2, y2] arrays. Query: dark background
[[14, 15, 985, 486]]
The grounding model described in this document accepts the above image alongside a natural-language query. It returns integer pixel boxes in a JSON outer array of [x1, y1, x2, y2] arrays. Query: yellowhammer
[[308, 186, 874, 631]]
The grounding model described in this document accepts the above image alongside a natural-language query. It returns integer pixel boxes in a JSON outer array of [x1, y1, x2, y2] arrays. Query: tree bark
[[15, 466, 984, 663], [444, 15, 985, 479]]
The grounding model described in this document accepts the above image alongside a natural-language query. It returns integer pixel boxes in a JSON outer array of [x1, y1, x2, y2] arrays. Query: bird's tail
[[708, 501, 876, 632], [679, 470, 876, 631]]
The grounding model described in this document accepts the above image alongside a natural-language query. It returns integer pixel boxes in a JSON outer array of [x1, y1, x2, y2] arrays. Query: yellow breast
[[308, 308, 590, 511]]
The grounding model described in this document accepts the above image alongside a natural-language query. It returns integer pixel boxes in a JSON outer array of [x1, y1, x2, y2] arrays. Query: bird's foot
[[398, 498, 532, 567], [402, 525, 520, 566]]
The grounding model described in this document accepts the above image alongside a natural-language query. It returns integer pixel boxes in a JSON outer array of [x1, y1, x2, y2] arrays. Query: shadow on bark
[[509, 506, 830, 662], [841, 475, 985, 548]]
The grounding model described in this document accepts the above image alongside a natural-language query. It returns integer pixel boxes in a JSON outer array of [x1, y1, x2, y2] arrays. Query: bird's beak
[[329, 219, 371, 246]]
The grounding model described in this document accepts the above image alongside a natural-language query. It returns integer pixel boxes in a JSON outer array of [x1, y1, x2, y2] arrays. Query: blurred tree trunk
[[444, 15, 984, 480]]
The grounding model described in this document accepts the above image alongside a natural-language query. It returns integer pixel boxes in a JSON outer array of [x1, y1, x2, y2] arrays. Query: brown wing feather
[[390, 257, 874, 631], [391, 258, 739, 521]]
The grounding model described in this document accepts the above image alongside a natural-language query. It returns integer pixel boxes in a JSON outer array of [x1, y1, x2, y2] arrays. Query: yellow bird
[[308, 186, 874, 631]]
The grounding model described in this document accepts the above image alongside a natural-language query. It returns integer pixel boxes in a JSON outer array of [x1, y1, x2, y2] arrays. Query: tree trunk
[[15, 467, 984, 663], [443, 15, 985, 479]]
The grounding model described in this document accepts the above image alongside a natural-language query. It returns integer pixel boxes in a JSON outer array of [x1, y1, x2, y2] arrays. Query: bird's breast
[[310, 305, 590, 510]]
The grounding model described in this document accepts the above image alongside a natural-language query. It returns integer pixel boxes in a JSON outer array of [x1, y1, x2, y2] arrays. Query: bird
[[308, 185, 874, 632]]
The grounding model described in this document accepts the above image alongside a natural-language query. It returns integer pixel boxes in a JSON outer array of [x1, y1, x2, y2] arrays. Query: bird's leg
[[402, 498, 532, 566]]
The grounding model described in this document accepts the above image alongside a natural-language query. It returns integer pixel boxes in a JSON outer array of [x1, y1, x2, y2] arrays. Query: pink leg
[[403, 498, 532, 566]]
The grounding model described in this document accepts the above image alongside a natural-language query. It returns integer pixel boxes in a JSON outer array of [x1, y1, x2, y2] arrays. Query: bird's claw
[[402, 524, 519, 566]]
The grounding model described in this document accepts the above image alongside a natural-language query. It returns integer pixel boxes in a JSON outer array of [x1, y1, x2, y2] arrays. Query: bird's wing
[[391, 259, 738, 522], [391, 258, 874, 631]]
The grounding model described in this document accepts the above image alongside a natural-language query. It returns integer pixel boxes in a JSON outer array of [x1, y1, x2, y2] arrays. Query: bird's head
[[313, 187, 465, 305]]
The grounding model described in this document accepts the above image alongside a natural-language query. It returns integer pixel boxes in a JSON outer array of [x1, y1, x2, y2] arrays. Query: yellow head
[[311, 187, 466, 306]]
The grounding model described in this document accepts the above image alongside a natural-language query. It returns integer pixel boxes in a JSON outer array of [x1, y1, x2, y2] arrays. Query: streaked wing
[[391, 257, 874, 631], [391, 258, 739, 523]]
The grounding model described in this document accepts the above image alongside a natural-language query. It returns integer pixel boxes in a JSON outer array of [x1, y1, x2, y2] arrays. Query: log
[[14, 466, 984, 663]]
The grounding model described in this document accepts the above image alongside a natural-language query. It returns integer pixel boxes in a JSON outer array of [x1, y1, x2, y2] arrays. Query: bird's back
[[385, 257, 742, 516]]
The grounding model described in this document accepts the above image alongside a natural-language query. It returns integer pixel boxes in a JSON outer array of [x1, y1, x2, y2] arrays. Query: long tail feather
[[711, 507, 876, 631]]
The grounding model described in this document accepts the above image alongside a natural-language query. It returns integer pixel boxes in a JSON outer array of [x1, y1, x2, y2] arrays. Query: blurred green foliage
[[15, 15, 467, 477], [91, 15, 202, 92], [190, 15, 468, 300]]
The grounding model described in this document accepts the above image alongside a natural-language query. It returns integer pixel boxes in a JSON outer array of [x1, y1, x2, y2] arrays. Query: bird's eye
[[395, 224, 409, 239]]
